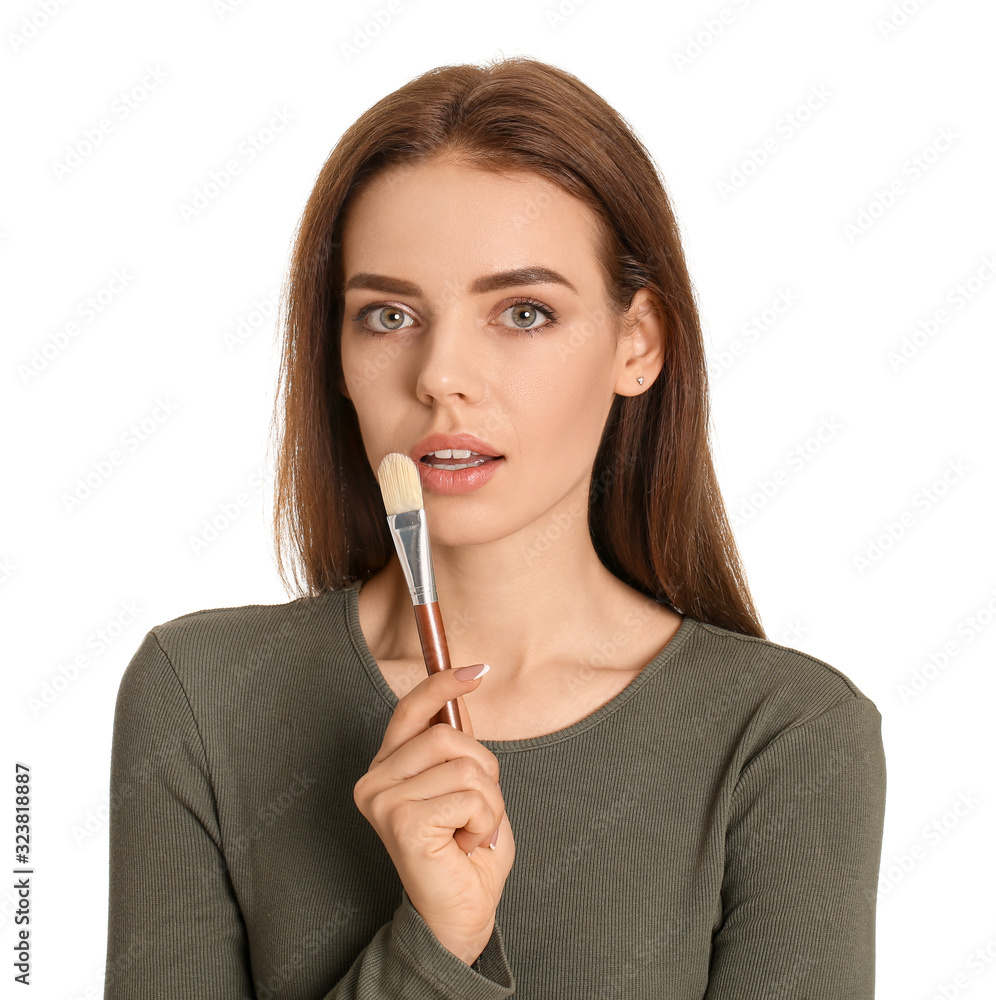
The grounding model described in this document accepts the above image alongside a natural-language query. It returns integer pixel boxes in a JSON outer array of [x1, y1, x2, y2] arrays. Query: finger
[[379, 763, 504, 853], [456, 694, 475, 741], [371, 719, 500, 791], [373, 664, 490, 765]]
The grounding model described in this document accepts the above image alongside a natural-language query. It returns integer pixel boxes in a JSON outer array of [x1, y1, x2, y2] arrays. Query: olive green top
[[102, 581, 886, 998]]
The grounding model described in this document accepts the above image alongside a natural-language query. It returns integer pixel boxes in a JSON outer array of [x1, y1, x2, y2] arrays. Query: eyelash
[[349, 297, 559, 338]]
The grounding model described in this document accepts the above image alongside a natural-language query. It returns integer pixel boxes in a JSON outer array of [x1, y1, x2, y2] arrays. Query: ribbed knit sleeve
[[104, 630, 255, 998], [328, 889, 514, 997], [103, 630, 515, 999], [702, 694, 887, 999]]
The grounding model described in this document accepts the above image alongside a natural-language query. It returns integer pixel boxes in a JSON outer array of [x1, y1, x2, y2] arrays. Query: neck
[[363, 505, 660, 681]]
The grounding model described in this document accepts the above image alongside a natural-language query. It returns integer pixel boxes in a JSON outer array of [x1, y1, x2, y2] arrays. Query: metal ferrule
[[386, 509, 437, 606]]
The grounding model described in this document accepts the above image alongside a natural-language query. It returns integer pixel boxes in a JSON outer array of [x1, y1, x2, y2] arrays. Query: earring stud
[[637, 376, 644, 385]]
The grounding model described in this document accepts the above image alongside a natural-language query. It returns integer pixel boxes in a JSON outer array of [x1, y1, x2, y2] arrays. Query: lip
[[419, 456, 504, 495], [408, 432, 503, 464], [408, 431, 505, 497]]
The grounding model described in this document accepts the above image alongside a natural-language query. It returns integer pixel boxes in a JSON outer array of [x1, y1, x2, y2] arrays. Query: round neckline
[[341, 579, 698, 753]]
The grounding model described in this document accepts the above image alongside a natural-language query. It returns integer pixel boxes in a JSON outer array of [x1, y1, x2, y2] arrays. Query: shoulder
[[149, 588, 344, 650], [123, 587, 355, 696], [689, 617, 871, 700], [679, 617, 881, 751]]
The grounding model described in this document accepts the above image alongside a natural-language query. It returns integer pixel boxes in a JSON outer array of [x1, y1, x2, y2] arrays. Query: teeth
[[424, 448, 476, 459], [419, 446, 502, 471], [423, 452, 496, 471]]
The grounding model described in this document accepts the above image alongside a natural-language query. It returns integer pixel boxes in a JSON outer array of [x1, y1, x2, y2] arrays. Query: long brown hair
[[269, 55, 765, 638]]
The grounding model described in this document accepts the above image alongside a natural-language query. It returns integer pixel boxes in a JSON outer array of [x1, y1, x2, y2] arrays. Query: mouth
[[416, 453, 505, 495], [418, 452, 503, 471]]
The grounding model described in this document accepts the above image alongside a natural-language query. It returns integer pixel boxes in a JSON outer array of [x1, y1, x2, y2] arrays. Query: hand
[[353, 664, 515, 965]]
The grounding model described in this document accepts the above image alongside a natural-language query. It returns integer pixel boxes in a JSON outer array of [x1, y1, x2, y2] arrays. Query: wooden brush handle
[[413, 600, 465, 731]]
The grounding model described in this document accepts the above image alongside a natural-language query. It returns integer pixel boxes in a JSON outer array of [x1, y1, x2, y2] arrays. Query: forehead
[[339, 158, 605, 294]]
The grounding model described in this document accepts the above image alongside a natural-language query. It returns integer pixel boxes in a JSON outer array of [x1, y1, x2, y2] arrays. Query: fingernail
[[454, 663, 490, 681]]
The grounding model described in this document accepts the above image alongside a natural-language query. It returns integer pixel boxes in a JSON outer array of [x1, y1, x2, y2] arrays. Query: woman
[[103, 56, 886, 998]]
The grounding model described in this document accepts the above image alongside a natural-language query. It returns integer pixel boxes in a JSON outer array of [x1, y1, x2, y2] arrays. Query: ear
[[613, 288, 665, 396]]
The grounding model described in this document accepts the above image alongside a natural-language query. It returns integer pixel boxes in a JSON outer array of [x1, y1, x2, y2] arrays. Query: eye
[[495, 298, 558, 336], [351, 304, 415, 334], [349, 297, 559, 337]]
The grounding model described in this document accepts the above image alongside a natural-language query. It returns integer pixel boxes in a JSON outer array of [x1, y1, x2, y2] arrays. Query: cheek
[[542, 359, 605, 426], [501, 346, 609, 445], [340, 338, 403, 404], [525, 382, 600, 468]]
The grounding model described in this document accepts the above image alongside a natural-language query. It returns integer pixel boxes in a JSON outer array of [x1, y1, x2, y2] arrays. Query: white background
[[3, 0, 995, 997]]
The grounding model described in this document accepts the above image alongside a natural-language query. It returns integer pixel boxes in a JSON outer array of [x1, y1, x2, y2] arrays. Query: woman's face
[[338, 156, 653, 547]]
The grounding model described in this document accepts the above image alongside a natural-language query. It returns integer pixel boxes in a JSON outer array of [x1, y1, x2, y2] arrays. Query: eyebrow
[[342, 265, 579, 298]]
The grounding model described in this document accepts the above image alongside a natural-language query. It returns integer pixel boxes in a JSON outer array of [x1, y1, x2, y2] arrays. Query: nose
[[414, 309, 485, 406]]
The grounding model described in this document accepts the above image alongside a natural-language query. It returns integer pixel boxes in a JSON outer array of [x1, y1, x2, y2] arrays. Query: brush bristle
[[376, 452, 424, 515]]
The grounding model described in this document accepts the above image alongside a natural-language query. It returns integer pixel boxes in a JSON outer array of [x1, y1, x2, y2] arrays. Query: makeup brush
[[375, 452, 465, 732]]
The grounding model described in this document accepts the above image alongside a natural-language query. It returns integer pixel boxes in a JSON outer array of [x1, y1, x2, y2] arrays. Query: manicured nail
[[454, 663, 490, 681]]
